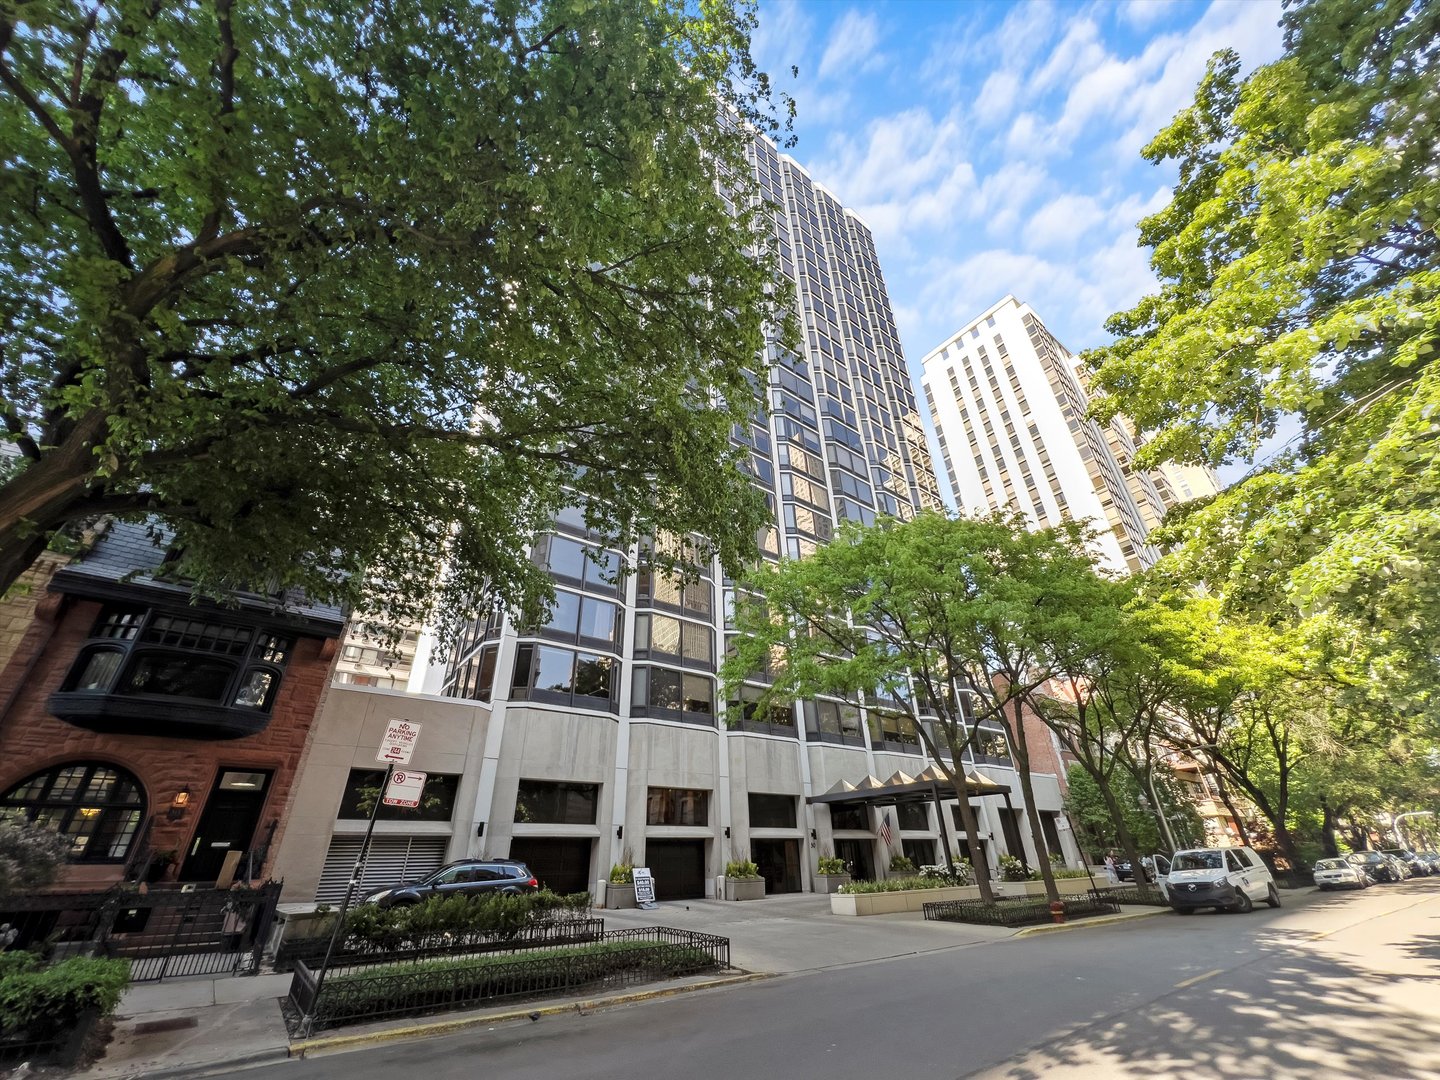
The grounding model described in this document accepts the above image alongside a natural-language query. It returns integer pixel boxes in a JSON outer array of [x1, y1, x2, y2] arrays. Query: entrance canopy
[[806, 765, 1009, 809]]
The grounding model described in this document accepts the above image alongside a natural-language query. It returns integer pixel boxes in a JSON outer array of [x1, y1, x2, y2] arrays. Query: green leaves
[[0, 0, 790, 641]]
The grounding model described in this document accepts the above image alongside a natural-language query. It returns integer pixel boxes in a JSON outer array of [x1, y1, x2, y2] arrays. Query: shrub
[[837, 876, 961, 894], [998, 854, 1040, 882], [816, 856, 847, 875], [0, 819, 70, 903], [608, 864, 634, 885], [919, 862, 974, 886], [1053, 868, 1092, 879], [889, 855, 916, 873], [724, 859, 760, 879], [0, 955, 130, 1034], [343, 890, 592, 952]]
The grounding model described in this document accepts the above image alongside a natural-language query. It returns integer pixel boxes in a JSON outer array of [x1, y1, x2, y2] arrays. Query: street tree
[[1083, 0, 1440, 706], [0, 0, 789, 643], [725, 512, 1111, 905]]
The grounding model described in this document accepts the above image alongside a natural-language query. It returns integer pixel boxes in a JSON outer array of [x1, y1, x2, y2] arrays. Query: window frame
[[0, 762, 146, 864]]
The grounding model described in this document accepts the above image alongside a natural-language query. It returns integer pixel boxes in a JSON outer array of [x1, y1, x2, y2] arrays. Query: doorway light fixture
[[167, 786, 191, 822]]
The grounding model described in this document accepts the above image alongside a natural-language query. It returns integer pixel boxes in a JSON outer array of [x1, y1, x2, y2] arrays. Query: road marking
[[1174, 968, 1224, 989]]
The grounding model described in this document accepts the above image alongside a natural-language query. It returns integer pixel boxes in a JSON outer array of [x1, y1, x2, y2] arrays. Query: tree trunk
[[1098, 780, 1150, 895], [1320, 801, 1339, 858], [950, 783, 995, 904], [1008, 699, 1059, 904], [1212, 775, 1251, 846]]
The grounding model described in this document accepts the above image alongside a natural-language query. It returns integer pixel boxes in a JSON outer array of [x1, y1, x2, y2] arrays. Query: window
[[636, 570, 713, 617], [1225, 850, 1246, 874], [804, 699, 865, 746], [1041, 812, 1063, 859], [634, 613, 713, 667], [532, 534, 621, 594], [1, 763, 145, 862], [973, 727, 1011, 765], [511, 644, 617, 711], [829, 804, 869, 831], [646, 787, 709, 826], [902, 839, 935, 867], [121, 653, 237, 702], [748, 793, 796, 829], [515, 780, 599, 825], [630, 665, 714, 724], [729, 684, 796, 736], [533, 591, 622, 648], [896, 803, 929, 831], [336, 770, 459, 822]]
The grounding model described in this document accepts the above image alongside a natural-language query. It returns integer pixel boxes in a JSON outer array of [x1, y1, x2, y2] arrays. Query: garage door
[[508, 838, 594, 896], [645, 839, 707, 900], [315, 835, 449, 903]]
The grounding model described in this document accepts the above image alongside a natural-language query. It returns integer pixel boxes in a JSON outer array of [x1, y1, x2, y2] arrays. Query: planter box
[[723, 877, 765, 902], [605, 883, 637, 910], [814, 872, 851, 894], [829, 884, 984, 916], [994, 878, 1097, 900]]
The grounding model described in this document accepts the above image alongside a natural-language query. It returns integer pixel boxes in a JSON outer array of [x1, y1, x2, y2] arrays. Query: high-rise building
[[271, 145, 1081, 904], [920, 295, 1217, 574]]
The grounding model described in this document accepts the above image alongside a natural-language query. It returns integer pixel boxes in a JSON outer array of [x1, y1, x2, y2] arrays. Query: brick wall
[[0, 592, 337, 890], [0, 551, 71, 677]]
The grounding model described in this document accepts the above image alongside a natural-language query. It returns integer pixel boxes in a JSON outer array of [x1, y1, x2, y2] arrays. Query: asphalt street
[[245, 881, 1440, 1080]]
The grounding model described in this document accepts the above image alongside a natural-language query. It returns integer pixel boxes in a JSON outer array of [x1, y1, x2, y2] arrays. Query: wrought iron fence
[[287, 925, 730, 1034], [274, 916, 607, 971], [923, 893, 1120, 927], [1089, 885, 1170, 907], [0, 882, 281, 982]]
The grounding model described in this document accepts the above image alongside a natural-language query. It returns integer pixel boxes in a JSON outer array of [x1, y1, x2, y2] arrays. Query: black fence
[[1090, 885, 1171, 907], [274, 916, 607, 972], [286, 925, 730, 1034], [0, 882, 281, 982], [923, 894, 1121, 927]]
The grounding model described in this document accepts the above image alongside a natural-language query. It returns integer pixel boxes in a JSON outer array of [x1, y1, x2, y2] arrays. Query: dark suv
[[361, 860, 539, 907]]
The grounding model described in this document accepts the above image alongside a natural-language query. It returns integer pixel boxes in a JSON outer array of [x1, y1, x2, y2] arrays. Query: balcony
[[47, 691, 271, 740]]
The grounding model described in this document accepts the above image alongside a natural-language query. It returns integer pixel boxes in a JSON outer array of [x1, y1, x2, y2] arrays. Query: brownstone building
[[0, 523, 344, 890]]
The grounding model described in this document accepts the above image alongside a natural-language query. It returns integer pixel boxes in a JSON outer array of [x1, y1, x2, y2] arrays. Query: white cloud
[[974, 70, 1022, 124], [818, 9, 885, 82], [1120, 0, 1179, 28], [751, 0, 813, 87], [1026, 194, 1108, 250]]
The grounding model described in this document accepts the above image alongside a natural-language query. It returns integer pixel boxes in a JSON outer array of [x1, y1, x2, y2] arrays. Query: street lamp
[[1392, 810, 1435, 849]]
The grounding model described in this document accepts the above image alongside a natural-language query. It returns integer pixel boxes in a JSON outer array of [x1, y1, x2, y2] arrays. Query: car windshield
[[1171, 851, 1223, 871], [1314, 858, 1347, 870]]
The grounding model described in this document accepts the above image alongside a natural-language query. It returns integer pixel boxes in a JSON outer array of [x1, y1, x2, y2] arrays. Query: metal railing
[[0, 882, 281, 982], [287, 926, 730, 1034]]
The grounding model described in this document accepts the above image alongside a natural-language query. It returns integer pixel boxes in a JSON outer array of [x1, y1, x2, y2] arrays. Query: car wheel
[[1174, 907, 1194, 916], [1266, 884, 1281, 909], [1231, 890, 1254, 914], [1317, 884, 1329, 891]]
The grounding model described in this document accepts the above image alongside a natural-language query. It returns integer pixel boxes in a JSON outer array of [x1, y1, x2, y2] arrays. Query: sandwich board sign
[[377, 719, 422, 765], [382, 770, 427, 809], [633, 866, 657, 907]]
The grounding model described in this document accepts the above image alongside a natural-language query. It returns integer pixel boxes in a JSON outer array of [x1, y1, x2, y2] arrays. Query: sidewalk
[[69, 894, 1169, 1078]]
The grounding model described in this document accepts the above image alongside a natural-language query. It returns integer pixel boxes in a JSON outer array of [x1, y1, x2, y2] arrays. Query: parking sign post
[[301, 719, 422, 1038]]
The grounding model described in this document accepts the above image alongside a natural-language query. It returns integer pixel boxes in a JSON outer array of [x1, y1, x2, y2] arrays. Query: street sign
[[633, 866, 656, 905], [382, 770, 427, 808], [377, 719, 422, 764]]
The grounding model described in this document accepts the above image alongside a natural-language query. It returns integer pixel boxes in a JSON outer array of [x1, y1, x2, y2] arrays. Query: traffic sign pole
[[300, 759, 396, 1038]]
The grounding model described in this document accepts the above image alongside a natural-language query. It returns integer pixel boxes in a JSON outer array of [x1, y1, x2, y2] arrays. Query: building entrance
[[752, 839, 801, 893]]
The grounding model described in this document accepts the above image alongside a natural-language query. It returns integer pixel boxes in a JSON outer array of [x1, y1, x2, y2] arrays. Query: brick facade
[[0, 591, 339, 890]]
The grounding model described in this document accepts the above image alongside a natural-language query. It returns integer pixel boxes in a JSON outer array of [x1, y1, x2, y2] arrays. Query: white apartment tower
[[272, 151, 1085, 905], [920, 296, 1215, 574]]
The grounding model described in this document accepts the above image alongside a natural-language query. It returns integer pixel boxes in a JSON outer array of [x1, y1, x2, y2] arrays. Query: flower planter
[[605, 882, 637, 910], [723, 877, 765, 902], [995, 878, 1096, 900], [814, 872, 851, 894], [829, 884, 984, 916]]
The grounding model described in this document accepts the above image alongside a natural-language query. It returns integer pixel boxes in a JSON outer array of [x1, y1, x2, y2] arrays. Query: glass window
[[1225, 850, 1245, 873], [473, 645, 498, 701], [541, 591, 582, 636], [572, 654, 613, 701], [337, 770, 459, 822], [578, 598, 619, 644], [121, 653, 237, 702], [515, 780, 599, 825], [533, 645, 575, 693], [66, 647, 124, 691], [0, 763, 145, 862], [896, 803, 929, 831], [829, 804, 869, 831], [232, 669, 276, 709], [748, 793, 796, 829], [646, 787, 709, 826]]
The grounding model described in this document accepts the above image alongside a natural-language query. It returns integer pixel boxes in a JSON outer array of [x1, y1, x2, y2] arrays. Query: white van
[[1162, 846, 1282, 915]]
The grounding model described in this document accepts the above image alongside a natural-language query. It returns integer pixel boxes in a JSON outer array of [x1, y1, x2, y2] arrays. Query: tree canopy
[[1082, 0, 1440, 708], [0, 0, 789, 642]]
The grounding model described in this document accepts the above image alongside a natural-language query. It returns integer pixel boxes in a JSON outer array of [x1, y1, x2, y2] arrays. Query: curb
[[288, 971, 771, 1057], [79, 1046, 291, 1080], [1011, 908, 1168, 938]]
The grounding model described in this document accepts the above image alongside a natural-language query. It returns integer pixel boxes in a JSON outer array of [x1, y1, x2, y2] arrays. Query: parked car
[[1381, 849, 1433, 877], [360, 859, 539, 908], [1386, 853, 1413, 880], [1344, 851, 1400, 883], [1419, 852, 1440, 873], [1115, 855, 1168, 883], [1312, 857, 1370, 890], [1164, 846, 1280, 915]]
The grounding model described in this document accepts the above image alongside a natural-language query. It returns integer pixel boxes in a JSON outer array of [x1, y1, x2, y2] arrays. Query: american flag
[[878, 811, 894, 850]]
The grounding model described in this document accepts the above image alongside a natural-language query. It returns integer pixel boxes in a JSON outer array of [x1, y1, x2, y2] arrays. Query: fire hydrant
[[1049, 900, 1066, 924]]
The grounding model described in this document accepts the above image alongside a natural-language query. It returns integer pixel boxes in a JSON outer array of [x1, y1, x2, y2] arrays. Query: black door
[[645, 840, 706, 900], [179, 770, 272, 882], [835, 838, 874, 881], [509, 838, 593, 895], [753, 839, 801, 893]]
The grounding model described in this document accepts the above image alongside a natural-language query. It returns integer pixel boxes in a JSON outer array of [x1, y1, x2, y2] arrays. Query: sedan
[[1381, 849, 1432, 877], [1313, 857, 1370, 890], [361, 859, 540, 908], [1344, 851, 1400, 883]]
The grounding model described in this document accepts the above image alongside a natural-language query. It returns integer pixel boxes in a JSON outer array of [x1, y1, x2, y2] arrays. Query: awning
[[806, 765, 1009, 807]]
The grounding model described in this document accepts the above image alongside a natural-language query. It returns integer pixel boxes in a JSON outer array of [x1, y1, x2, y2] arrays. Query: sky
[[749, 0, 1286, 379]]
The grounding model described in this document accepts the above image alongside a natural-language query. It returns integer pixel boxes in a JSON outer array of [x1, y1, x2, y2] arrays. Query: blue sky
[[750, 0, 1285, 374]]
